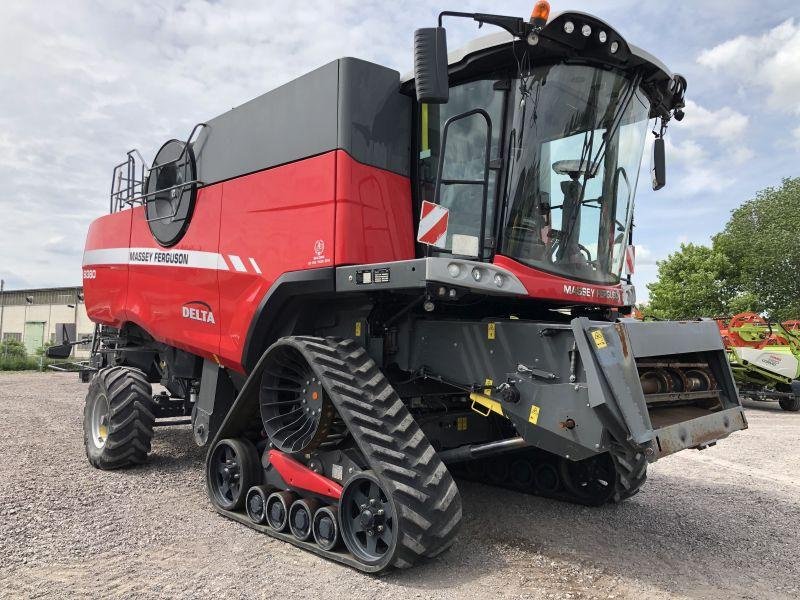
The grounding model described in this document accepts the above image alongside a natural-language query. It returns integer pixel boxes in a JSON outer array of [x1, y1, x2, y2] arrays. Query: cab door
[[417, 79, 508, 260]]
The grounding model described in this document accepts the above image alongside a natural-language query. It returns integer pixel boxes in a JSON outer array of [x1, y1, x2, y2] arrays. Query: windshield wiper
[[587, 72, 643, 179]]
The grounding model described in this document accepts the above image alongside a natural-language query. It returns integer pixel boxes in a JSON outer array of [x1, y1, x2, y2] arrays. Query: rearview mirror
[[413, 27, 449, 104], [651, 137, 666, 191], [45, 343, 72, 359]]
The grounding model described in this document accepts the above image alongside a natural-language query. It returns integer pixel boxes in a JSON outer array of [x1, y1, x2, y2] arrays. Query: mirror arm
[[438, 11, 531, 38]]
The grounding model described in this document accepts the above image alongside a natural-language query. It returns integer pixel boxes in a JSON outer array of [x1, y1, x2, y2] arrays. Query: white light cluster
[[562, 20, 617, 53]]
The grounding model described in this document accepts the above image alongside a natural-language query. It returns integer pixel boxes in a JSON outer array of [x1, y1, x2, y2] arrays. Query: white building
[[0, 286, 93, 357]]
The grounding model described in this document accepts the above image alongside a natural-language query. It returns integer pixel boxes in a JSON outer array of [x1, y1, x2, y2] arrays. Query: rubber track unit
[[213, 336, 463, 572], [84, 366, 155, 469], [450, 445, 647, 506], [609, 444, 648, 503]]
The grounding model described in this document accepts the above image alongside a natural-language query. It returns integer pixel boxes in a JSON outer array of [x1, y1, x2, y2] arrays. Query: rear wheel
[[83, 366, 155, 469]]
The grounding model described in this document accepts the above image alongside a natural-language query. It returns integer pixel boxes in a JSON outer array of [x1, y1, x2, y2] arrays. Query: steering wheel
[[549, 239, 594, 265]]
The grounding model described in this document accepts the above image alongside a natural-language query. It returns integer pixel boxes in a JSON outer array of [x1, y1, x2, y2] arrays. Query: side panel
[[217, 152, 338, 370], [334, 151, 415, 265], [126, 186, 223, 359], [83, 210, 133, 326]]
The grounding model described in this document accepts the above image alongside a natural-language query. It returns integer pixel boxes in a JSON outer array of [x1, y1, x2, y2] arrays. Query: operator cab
[[406, 3, 685, 294]]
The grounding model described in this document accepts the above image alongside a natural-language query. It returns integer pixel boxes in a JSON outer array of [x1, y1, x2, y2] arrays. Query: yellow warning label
[[528, 404, 541, 425], [591, 330, 608, 349], [456, 416, 468, 431], [488, 322, 496, 340], [484, 378, 493, 396], [355, 321, 362, 337]]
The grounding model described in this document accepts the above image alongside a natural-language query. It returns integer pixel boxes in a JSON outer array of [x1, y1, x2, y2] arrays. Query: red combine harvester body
[[70, 5, 747, 572], [85, 147, 416, 372]]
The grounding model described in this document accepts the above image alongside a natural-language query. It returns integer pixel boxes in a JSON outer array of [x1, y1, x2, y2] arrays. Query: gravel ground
[[1, 371, 798, 600]]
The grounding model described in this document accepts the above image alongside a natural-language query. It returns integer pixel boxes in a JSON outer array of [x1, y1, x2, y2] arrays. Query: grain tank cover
[[191, 58, 411, 186]]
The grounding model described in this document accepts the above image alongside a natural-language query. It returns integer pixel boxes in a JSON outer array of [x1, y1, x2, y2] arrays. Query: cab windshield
[[502, 64, 650, 285]]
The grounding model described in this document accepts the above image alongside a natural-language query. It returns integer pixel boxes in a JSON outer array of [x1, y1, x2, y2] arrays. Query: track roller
[[246, 485, 272, 524], [509, 459, 534, 488], [313, 506, 341, 551], [266, 491, 297, 532], [534, 463, 560, 494], [289, 498, 321, 541]]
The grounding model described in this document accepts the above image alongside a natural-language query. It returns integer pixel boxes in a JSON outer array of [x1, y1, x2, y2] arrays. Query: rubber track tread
[[289, 336, 462, 569], [84, 366, 155, 470]]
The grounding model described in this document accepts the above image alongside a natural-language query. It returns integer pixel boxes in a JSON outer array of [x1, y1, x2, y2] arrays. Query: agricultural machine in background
[[62, 2, 749, 572], [717, 313, 800, 411]]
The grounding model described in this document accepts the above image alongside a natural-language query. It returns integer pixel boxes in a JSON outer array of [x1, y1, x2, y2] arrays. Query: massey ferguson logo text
[[563, 284, 621, 302], [182, 301, 215, 324], [129, 250, 189, 265]]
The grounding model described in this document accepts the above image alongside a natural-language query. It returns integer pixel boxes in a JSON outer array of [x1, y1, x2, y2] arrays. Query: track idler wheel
[[313, 506, 341, 551], [339, 471, 397, 568], [265, 491, 297, 532], [207, 438, 260, 511], [558, 454, 616, 506], [289, 498, 321, 541], [245, 485, 272, 524]]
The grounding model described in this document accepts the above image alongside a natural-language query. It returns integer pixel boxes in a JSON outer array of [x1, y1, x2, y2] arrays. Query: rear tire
[[83, 366, 155, 470], [779, 395, 800, 412]]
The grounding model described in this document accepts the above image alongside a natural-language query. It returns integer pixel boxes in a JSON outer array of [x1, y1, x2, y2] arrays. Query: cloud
[[698, 18, 800, 135], [680, 100, 748, 143], [0, 0, 433, 289]]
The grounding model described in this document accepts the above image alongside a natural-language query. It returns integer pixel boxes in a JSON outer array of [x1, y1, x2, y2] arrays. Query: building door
[[24, 322, 45, 355]]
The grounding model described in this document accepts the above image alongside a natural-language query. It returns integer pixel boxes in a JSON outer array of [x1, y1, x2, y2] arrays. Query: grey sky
[[1, 1, 798, 301]]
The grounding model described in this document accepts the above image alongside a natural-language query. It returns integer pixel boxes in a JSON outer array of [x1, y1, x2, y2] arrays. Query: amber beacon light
[[530, 1, 551, 27]]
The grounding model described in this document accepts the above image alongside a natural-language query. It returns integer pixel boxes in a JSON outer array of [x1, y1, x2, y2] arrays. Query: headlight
[[563, 21, 574, 34], [581, 24, 592, 37], [447, 263, 462, 277], [471, 268, 482, 282], [598, 31, 607, 43], [493, 273, 505, 288]]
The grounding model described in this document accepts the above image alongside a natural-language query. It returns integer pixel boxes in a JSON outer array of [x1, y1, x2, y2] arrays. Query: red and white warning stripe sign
[[417, 200, 449, 248], [624, 244, 635, 275]]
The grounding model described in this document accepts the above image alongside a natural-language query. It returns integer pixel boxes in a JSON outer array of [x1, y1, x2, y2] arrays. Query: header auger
[[73, 2, 746, 572]]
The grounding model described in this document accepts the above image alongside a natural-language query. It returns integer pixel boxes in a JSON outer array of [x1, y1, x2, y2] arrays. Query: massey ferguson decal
[[130, 250, 189, 265], [563, 284, 622, 303], [182, 301, 216, 324]]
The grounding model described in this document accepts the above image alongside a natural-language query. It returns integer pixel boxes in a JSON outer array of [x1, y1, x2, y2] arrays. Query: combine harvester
[[717, 313, 800, 411], [52, 2, 748, 571]]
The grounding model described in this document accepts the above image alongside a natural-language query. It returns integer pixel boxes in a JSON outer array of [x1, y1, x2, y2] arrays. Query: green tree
[[646, 243, 733, 319], [713, 177, 800, 321]]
